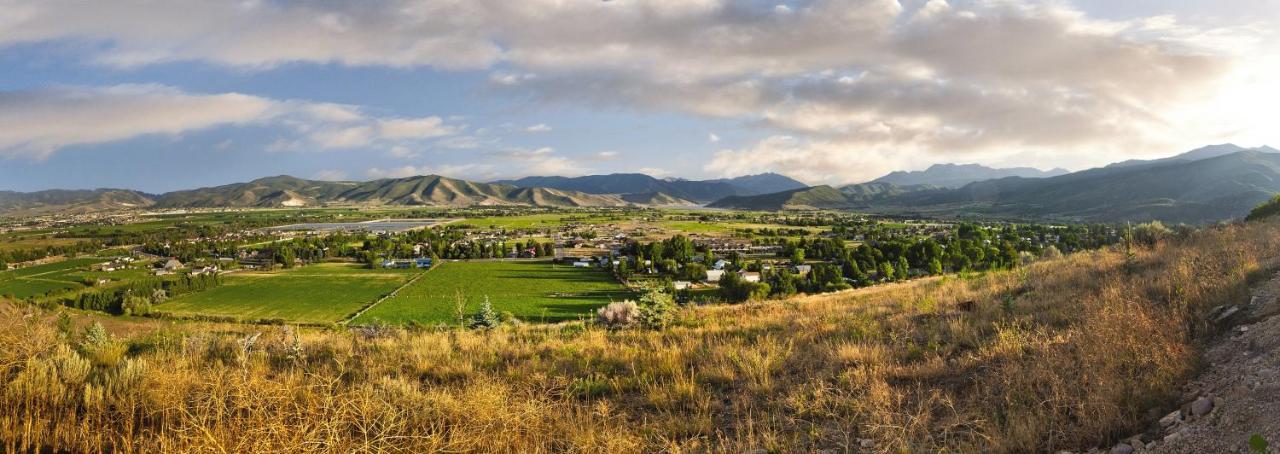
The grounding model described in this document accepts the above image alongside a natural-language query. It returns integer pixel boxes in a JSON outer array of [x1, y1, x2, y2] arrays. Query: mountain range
[[492, 172, 807, 203], [871, 163, 1069, 188], [709, 145, 1280, 224], [4, 144, 1279, 224], [0, 175, 699, 217]]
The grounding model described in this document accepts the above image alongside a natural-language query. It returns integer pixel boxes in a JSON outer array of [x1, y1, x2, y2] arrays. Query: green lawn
[[158, 263, 417, 323], [353, 260, 633, 325]]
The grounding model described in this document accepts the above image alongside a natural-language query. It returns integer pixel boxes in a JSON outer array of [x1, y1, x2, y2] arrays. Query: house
[[192, 266, 219, 276], [673, 280, 691, 290], [705, 269, 726, 282], [794, 264, 812, 276], [713, 259, 729, 270], [738, 271, 761, 283]]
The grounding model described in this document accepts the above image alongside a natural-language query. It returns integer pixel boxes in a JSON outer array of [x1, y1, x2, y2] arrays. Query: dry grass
[[4, 221, 1280, 452]]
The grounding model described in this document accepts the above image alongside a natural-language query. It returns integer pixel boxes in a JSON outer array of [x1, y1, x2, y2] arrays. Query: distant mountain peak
[[871, 163, 1065, 188]]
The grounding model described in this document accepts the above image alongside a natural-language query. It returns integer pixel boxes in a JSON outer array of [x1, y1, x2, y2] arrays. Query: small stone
[[858, 438, 875, 449], [1213, 308, 1233, 324], [1159, 410, 1183, 427], [1215, 306, 1240, 323], [1240, 325, 1250, 332], [1110, 443, 1135, 454], [1191, 396, 1214, 417], [1164, 430, 1183, 443], [1126, 437, 1146, 450]]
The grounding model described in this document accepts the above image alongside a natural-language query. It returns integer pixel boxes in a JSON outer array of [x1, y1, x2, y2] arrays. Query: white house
[[673, 280, 692, 290], [739, 271, 761, 283], [705, 269, 726, 282], [794, 264, 812, 276], [713, 259, 729, 270]]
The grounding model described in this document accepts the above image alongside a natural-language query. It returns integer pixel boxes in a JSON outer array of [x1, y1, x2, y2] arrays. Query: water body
[[262, 219, 450, 233]]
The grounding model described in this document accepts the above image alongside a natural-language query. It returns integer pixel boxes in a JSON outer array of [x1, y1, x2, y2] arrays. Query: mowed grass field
[[354, 260, 632, 325], [159, 263, 418, 324], [0, 258, 105, 298]]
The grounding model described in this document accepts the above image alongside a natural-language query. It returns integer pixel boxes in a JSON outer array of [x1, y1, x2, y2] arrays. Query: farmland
[[0, 258, 105, 298], [354, 260, 633, 325], [158, 263, 417, 324]]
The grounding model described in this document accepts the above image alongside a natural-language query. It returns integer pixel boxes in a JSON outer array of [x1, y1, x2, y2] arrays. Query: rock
[[1215, 306, 1241, 323], [1110, 443, 1135, 454], [1164, 430, 1183, 443], [1159, 410, 1183, 427], [1191, 396, 1214, 417], [1125, 436, 1146, 450], [858, 438, 875, 449]]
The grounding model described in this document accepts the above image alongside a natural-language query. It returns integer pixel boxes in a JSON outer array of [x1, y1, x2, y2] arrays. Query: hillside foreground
[[4, 221, 1280, 451]]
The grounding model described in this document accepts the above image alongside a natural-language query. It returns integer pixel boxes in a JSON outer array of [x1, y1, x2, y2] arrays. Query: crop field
[[353, 260, 632, 325], [461, 214, 622, 229], [158, 263, 417, 323], [0, 258, 104, 298], [0, 235, 88, 252]]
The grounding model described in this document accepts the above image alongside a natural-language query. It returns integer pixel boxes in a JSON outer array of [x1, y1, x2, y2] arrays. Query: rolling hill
[[0, 189, 156, 216], [877, 150, 1280, 223], [152, 175, 637, 209], [0, 175, 704, 215], [870, 163, 1068, 188], [711, 149, 1280, 223], [494, 172, 806, 202]]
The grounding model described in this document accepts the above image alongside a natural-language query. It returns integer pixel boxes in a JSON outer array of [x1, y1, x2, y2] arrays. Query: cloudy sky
[[1, 0, 1277, 192]]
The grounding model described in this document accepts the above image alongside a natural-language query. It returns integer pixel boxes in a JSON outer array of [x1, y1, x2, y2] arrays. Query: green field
[[0, 258, 105, 298], [353, 260, 632, 325], [158, 263, 417, 323]]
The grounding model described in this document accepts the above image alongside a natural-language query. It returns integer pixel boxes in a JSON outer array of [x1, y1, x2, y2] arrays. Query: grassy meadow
[[2, 220, 1279, 451], [157, 263, 417, 324], [353, 260, 633, 325], [0, 258, 105, 298]]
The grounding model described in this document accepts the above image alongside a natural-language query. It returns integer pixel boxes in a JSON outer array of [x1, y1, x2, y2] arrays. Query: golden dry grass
[[3, 221, 1280, 452]]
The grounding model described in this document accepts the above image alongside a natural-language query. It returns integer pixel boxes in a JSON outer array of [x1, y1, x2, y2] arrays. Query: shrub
[[596, 301, 640, 329], [467, 297, 500, 330], [636, 287, 676, 330]]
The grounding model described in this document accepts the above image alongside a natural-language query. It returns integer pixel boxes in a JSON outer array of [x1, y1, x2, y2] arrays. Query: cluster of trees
[[622, 222, 1124, 304], [59, 273, 221, 315], [0, 240, 103, 267]]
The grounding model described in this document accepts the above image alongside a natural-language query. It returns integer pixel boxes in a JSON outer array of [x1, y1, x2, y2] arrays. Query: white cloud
[[638, 167, 669, 177], [489, 146, 586, 176], [591, 150, 620, 161], [704, 135, 924, 185], [378, 117, 455, 139], [707, 133, 720, 143], [524, 123, 552, 133], [0, 84, 272, 159], [0, 0, 1273, 172], [0, 84, 462, 157]]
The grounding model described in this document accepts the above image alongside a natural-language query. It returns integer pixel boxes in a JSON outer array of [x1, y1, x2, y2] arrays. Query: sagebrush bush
[[596, 300, 640, 329]]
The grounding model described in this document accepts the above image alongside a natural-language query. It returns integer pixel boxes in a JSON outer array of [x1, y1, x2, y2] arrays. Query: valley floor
[[4, 221, 1280, 452]]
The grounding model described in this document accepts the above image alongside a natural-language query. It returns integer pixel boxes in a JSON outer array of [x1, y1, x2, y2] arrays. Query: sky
[[0, 0, 1277, 193]]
